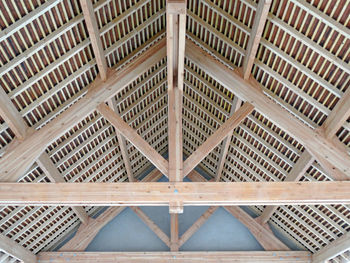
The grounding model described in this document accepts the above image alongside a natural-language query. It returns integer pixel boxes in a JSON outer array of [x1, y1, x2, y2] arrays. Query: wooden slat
[[108, 98, 134, 182], [131, 207, 171, 247], [179, 206, 218, 247], [170, 213, 179, 251], [0, 234, 37, 263], [322, 88, 350, 139], [258, 151, 315, 224], [60, 170, 163, 251], [80, 0, 108, 81], [215, 97, 241, 182], [1, 181, 350, 206], [187, 171, 289, 251], [97, 103, 169, 177], [185, 40, 350, 179], [0, 39, 166, 182], [183, 102, 254, 177], [37, 251, 312, 262], [0, 88, 28, 140], [312, 232, 350, 263], [243, 0, 272, 79], [37, 152, 89, 224]]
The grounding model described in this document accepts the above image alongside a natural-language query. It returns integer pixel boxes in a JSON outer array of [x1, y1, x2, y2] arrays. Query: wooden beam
[[0, 39, 166, 182], [183, 102, 254, 177], [179, 206, 218, 247], [38, 251, 312, 262], [1, 181, 350, 206], [37, 152, 89, 224], [312, 232, 350, 263], [257, 150, 315, 224], [167, 0, 186, 183], [322, 88, 350, 139], [80, 0, 108, 81], [170, 214, 179, 251], [0, 88, 28, 140], [108, 98, 134, 182], [60, 169, 163, 251], [97, 103, 169, 177], [186, 39, 350, 178], [187, 171, 289, 251], [215, 97, 241, 182], [242, 0, 272, 79], [0, 234, 37, 263], [131, 207, 171, 247]]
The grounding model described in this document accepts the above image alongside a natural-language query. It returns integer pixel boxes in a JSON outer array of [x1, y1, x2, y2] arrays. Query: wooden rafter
[[312, 232, 350, 263], [97, 103, 169, 177], [0, 88, 28, 140], [0, 234, 37, 263], [37, 152, 89, 224], [322, 88, 350, 139], [108, 98, 134, 182], [80, 0, 108, 81], [60, 170, 163, 251], [242, 0, 272, 79], [1, 181, 350, 206], [257, 150, 315, 225], [37, 251, 312, 262], [0, 39, 166, 182], [215, 97, 241, 182], [187, 171, 289, 251], [183, 102, 254, 177], [185, 39, 350, 179]]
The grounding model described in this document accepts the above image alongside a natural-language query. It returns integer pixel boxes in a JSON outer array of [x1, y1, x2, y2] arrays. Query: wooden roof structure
[[0, 0, 349, 262]]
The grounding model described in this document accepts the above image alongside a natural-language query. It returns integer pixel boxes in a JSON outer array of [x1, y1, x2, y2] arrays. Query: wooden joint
[[169, 201, 183, 214], [167, 0, 186, 14]]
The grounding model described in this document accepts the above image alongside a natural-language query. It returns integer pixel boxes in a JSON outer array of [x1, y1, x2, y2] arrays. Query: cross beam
[[0, 181, 350, 206]]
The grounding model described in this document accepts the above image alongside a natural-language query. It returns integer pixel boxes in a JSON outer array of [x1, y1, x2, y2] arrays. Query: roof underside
[[0, 0, 349, 261]]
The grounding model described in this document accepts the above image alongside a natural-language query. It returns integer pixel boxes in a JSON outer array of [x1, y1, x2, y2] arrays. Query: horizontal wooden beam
[[185, 40, 350, 179], [1, 181, 350, 206], [97, 103, 169, 177], [0, 234, 37, 263], [0, 38, 166, 182], [183, 102, 254, 177], [37, 251, 312, 262]]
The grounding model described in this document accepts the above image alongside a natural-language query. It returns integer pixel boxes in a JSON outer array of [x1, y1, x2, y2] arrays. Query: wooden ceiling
[[0, 0, 349, 262]]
